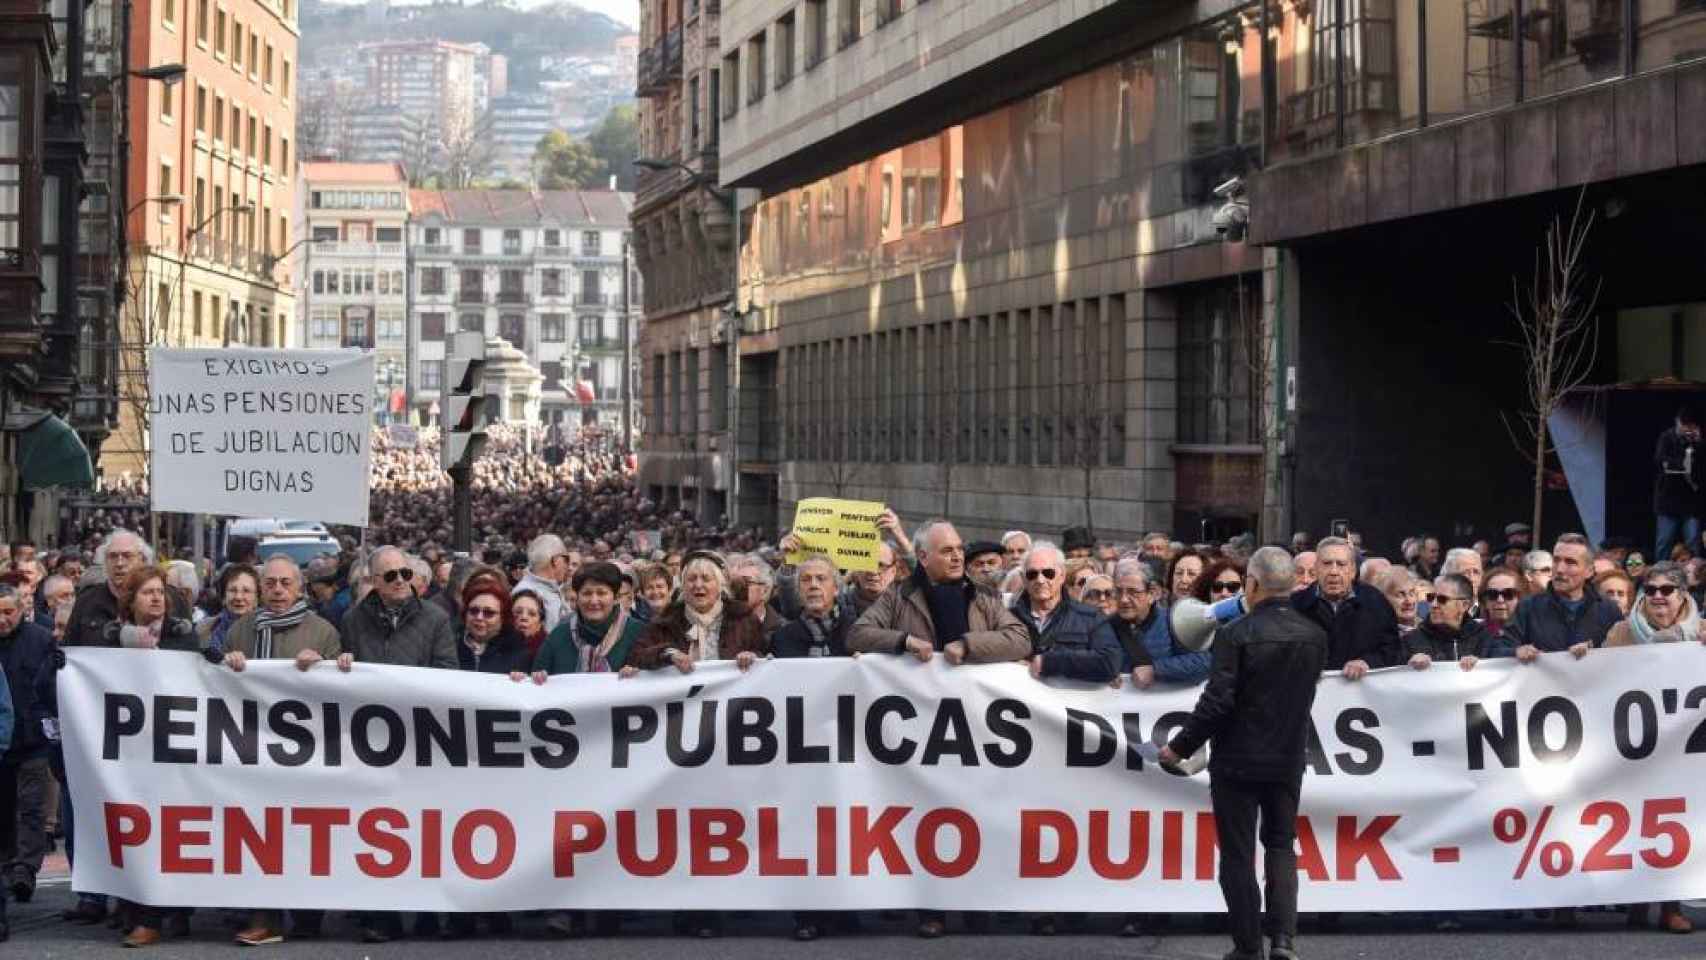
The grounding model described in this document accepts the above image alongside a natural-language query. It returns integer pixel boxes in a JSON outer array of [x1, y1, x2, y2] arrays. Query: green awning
[[16, 412, 95, 491]]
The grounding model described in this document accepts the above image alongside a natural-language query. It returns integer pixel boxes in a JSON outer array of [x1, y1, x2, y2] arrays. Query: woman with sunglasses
[[1604, 561, 1700, 933], [1081, 574, 1117, 617], [1402, 573, 1495, 671], [1063, 559, 1096, 604], [1190, 558, 1247, 605], [1478, 569, 1524, 645]]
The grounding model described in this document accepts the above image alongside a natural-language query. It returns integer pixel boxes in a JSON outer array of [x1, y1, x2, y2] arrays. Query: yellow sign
[[786, 497, 886, 573]]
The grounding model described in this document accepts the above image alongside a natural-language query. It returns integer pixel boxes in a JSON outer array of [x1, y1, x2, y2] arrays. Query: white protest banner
[[148, 348, 374, 526], [61, 644, 1706, 912]]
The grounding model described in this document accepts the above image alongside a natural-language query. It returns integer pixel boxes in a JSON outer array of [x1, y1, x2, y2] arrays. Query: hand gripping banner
[[60, 645, 1706, 912]]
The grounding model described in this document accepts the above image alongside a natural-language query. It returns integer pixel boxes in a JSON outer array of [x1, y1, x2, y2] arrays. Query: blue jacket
[[0, 619, 55, 760], [1112, 605, 1212, 683], [1010, 597, 1121, 682]]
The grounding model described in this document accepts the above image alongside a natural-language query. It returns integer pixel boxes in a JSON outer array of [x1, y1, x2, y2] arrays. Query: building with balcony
[[706, 0, 1706, 552], [105, 0, 300, 478], [632, 0, 740, 526], [0, 0, 113, 541], [407, 188, 638, 429], [294, 161, 409, 418]]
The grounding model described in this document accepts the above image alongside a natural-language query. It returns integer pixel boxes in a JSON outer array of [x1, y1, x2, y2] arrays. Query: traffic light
[[441, 330, 488, 471]]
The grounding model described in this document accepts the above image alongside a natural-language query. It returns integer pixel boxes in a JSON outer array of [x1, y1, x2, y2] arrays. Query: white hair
[[1000, 530, 1031, 549], [527, 534, 566, 573], [164, 559, 200, 593], [98, 528, 152, 565], [680, 555, 729, 595], [728, 553, 774, 587], [1441, 548, 1481, 576], [1020, 540, 1065, 570], [1523, 549, 1553, 573], [914, 519, 957, 556]]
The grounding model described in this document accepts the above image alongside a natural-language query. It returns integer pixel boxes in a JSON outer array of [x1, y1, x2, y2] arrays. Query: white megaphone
[[1169, 597, 1219, 652]]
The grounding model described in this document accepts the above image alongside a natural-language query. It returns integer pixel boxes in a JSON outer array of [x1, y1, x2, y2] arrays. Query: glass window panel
[[1636, 2, 1706, 74]]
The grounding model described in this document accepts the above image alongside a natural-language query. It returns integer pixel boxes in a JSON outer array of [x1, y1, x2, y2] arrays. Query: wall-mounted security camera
[[1212, 176, 1249, 242]]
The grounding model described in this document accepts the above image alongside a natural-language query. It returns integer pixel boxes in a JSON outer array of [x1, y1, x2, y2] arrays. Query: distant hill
[[299, 0, 633, 91]]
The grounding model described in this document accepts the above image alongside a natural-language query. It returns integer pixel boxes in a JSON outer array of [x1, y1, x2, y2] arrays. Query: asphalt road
[[12, 870, 1706, 960]]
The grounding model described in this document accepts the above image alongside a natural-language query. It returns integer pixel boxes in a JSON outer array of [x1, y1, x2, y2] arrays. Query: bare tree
[[1503, 192, 1601, 545], [437, 107, 497, 188]]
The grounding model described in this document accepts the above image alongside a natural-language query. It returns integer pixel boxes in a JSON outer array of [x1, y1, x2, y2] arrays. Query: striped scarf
[[252, 599, 310, 659]]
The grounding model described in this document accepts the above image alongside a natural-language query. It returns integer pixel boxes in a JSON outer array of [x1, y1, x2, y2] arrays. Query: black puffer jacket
[[0, 620, 56, 759], [340, 593, 458, 668], [1168, 598, 1328, 782], [1291, 581, 1402, 670], [1402, 618, 1498, 662]]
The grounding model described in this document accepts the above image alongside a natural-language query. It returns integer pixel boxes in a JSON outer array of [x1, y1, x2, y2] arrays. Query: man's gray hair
[[1000, 529, 1030, 549], [408, 555, 431, 584], [1247, 546, 1296, 592], [1112, 557, 1152, 588], [527, 534, 566, 573], [370, 545, 407, 569], [1021, 540, 1064, 570], [729, 553, 774, 587], [915, 519, 957, 555], [41, 574, 71, 599], [261, 553, 303, 583], [1523, 549, 1553, 572], [98, 528, 152, 565], [1441, 548, 1480, 576], [1315, 535, 1353, 559], [795, 553, 842, 590], [1374, 567, 1413, 595], [1434, 573, 1474, 602], [164, 559, 200, 593]]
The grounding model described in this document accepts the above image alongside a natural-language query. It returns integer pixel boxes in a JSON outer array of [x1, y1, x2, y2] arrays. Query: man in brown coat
[[218, 554, 341, 946], [850, 519, 1031, 665], [849, 519, 1030, 940]]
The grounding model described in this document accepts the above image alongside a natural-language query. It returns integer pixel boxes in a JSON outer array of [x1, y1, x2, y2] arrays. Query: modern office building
[[107, 0, 300, 477], [295, 162, 410, 421], [632, 0, 740, 524], [693, 0, 1706, 551], [408, 188, 637, 429]]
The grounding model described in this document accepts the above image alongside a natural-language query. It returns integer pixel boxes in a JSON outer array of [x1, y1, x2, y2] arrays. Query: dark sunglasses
[[381, 568, 415, 583], [1644, 583, 1680, 598], [1209, 579, 1242, 594], [1481, 588, 1520, 602], [1083, 589, 1112, 601], [1024, 568, 1059, 581], [466, 606, 501, 619], [1420, 592, 1438, 604], [1434, 593, 1467, 605]]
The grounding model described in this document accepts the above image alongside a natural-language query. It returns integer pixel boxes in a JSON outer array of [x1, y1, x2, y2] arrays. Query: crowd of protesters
[[3, 499, 1705, 945]]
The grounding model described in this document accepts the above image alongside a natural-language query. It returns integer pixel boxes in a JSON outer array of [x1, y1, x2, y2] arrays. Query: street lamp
[[129, 63, 188, 86], [126, 193, 183, 217], [633, 157, 733, 206]]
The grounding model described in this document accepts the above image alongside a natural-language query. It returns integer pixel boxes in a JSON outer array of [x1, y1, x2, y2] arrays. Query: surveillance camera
[[1212, 198, 1249, 242], [1212, 176, 1245, 200]]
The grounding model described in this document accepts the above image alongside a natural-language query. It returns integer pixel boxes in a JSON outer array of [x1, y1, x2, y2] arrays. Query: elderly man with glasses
[[1107, 559, 1209, 693], [216, 555, 341, 945], [1011, 542, 1121, 687]]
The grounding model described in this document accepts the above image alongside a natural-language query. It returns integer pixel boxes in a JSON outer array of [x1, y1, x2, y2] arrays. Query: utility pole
[[620, 234, 632, 455]]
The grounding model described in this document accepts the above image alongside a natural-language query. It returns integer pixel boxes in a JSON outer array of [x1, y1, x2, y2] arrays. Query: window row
[[311, 268, 406, 296], [310, 190, 405, 210], [417, 267, 610, 298], [307, 306, 404, 343], [416, 312, 609, 344], [190, 84, 291, 176], [778, 296, 1129, 469], [722, 0, 915, 120], [182, 0, 293, 99], [419, 227, 609, 254]]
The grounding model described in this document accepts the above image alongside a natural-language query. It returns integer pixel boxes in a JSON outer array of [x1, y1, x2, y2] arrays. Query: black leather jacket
[[1169, 598, 1328, 782]]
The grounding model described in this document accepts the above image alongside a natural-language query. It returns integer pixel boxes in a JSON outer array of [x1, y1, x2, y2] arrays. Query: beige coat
[[849, 577, 1032, 662], [224, 609, 343, 660]]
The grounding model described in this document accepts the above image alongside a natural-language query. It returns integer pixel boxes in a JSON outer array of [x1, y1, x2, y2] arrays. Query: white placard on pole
[[147, 348, 374, 526]]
